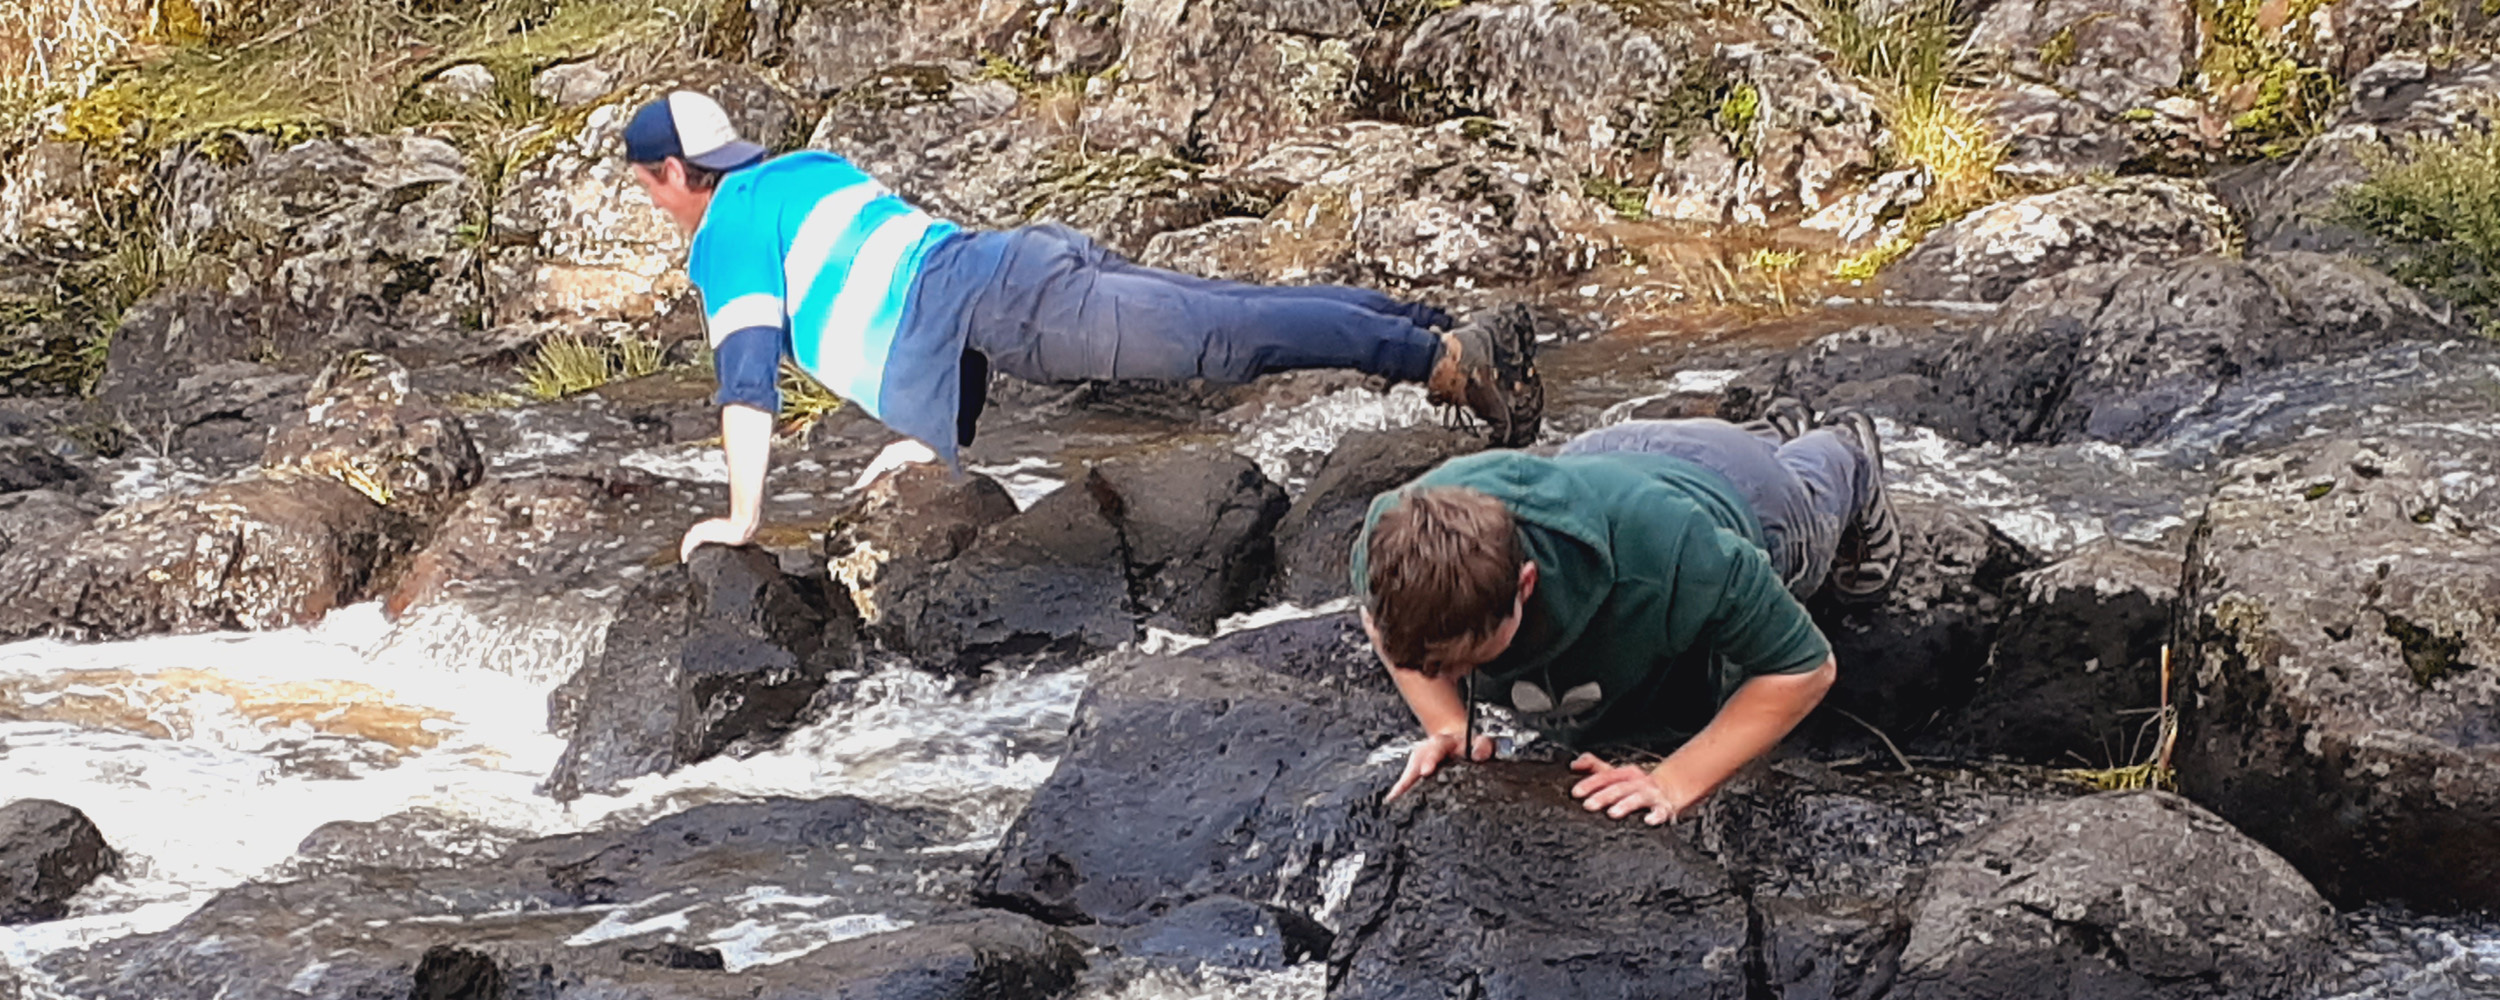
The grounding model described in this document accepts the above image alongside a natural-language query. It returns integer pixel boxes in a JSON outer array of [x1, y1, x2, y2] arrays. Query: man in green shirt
[[1349, 403, 1898, 824]]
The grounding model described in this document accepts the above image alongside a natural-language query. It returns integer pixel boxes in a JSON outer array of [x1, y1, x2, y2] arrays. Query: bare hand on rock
[[1385, 731, 1494, 803], [1569, 753, 1680, 826], [679, 517, 756, 562]]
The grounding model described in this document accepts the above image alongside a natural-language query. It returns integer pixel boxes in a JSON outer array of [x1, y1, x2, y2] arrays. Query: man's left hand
[[679, 517, 757, 562], [1569, 754, 1681, 826]]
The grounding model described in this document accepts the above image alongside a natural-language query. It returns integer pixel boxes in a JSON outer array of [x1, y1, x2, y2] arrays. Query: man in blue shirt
[[622, 91, 1543, 560]]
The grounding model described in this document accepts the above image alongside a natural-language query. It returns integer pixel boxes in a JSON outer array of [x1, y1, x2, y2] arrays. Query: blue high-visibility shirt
[[689, 151, 972, 460]]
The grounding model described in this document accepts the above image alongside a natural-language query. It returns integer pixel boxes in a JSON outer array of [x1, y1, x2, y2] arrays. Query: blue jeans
[[941, 224, 1446, 386], [1560, 419, 1876, 598]]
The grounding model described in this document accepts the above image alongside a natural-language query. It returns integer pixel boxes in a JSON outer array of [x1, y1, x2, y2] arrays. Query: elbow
[[1800, 656, 1838, 708]]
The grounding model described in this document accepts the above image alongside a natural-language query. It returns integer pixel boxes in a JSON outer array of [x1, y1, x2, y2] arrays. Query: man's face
[[630, 160, 707, 235]]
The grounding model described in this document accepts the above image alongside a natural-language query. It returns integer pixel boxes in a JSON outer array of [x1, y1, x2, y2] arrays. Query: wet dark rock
[[0, 489, 95, 559], [261, 352, 482, 524], [1807, 497, 2039, 748], [980, 650, 1407, 926], [283, 807, 526, 877], [42, 797, 987, 999], [0, 437, 85, 494], [1184, 610, 1387, 694], [826, 462, 1020, 631], [2230, 56, 2500, 255], [1765, 320, 1976, 438], [488, 64, 795, 341], [1269, 424, 1482, 606], [0, 476, 414, 640], [98, 135, 480, 414], [2175, 429, 2500, 913], [878, 470, 1137, 674], [0, 799, 118, 925], [1944, 252, 2455, 447], [1701, 762, 2086, 1000], [1888, 178, 2231, 304], [1894, 791, 2334, 1000], [1116, 895, 1331, 972], [545, 545, 862, 800], [1945, 539, 2180, 765], [1094, 446, 1288, 634], [1328, 763, 1750, 1000], [1137, 122, 1600, 294]]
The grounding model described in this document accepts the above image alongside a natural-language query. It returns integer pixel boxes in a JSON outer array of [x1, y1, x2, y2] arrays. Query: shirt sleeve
[[689, 217, 788, 413], [1693, 522, 1833, 684]]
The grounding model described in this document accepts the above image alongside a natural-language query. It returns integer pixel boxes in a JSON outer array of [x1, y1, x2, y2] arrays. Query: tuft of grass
[[1582, 175, 1651, 220], [776, 360, 845, 434], [2194, 0, 2337, 158], [2058, 645, 2180, 793], [1831, 231, 1916, 282], [2337, 118, 2500, 337], [517, 333, 668, 400]]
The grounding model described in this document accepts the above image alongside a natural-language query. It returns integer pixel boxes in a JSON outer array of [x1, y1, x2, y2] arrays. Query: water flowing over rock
[[544, 545, 862, 801], [487, 64, 798, 341], [2175, 428, 2500, 913], [98, 135, 481, 419], [1137, 121, 1602, 293], [0, 799, 118, 925], [1944, 252, 2454, 446], [1327, 764, 1752, 1000], [979, 645, 1409, 926], [1269, 424, 1483, 607], [1894, 791, 2334, 1000], [38, 797, 1021, 999], [1888, 178, 2230, 304], [1948, 539, 2179, 765]]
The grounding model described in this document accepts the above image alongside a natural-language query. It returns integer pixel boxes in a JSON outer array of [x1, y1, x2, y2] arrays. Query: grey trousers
[[1559, 418, 1877, 599]]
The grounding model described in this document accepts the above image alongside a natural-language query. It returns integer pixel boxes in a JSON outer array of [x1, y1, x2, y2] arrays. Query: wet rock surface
[[1268, 424, 1482, 607], [1093, 446, 1288, 633], [40, 797, 1006, 999], [1329, 763, 1752, 1000], [0, 799, 118, 925], [1895, 791, 2334, 1000], [545, 545, 862, 800], [1948, 539, 2181, 765], [877, 469, 1137, 673], [2175, 427, 2500, 913]]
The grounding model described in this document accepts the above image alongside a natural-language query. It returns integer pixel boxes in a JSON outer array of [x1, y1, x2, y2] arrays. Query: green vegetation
[[2193, 0, 2336, 157], [1798, 0, 2008, 281], [1581, 175, 1650, 220], [2058, 646, 2180, 792], [777, 361, 846, 433], [2337, 120, 2500, 336], [518, 332, 670, 400]]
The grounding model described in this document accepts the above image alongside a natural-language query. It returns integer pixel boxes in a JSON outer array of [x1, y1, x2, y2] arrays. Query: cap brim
[[684, 140, 767, 171]]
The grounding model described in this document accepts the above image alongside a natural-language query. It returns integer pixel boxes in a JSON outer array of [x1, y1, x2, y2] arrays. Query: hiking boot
[[1820, 408, 1900, 605], [1428, 304, 1544, 447], [1757, 396, 1814, 442]]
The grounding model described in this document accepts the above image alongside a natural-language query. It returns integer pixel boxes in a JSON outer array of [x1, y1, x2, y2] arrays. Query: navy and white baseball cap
[[623, 91, 768, 171]]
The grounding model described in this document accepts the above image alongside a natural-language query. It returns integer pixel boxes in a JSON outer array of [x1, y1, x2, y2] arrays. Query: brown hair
[[629, 155, 729, 193], [1364, 486, 1523, 676]]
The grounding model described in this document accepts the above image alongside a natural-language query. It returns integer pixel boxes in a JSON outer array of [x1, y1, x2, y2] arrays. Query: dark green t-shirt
[[1350, 451, 1832, 749]]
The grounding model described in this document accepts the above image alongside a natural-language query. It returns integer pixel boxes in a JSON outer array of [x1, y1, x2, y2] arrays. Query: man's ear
[[1517, 560, 1538, 601]]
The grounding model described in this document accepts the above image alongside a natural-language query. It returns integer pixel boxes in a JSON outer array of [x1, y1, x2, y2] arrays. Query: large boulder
[[1326, 764, 1752, 1000], [874, 469, 1137, 673], [1093, 446, 1288, 634], [99, 135, 481, 418], [1078, 0, 1378, 164], [748, 0, 1025, 98], [261, 351, 483, 524], [825, 463, 1022, 631], [1137, 122, 1602, 294], [1809, 497, 2039, 749], [1943, 252, 2456, 446], [1964, 0, 2200, 179], [2175, 428, 2500, 912], [979, 644, 1409, 926], [1392, 0, 1881, 225], [1268, 424, 1482, 607], [109, 358, 309, 474], [1946, 539, 2180, 765], [544, 545, 862, 800], [1895, 791, 2334, 1000], [0, 799, 118, 925], [2230, 55, 2500, 255], [486, 65, 799, 341], [1887, 178, 2231, 304], [40, 797, 1014, 999]]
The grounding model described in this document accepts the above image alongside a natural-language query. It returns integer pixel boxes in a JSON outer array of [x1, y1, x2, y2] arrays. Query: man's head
[[623, 91, 768, 234], [1363, 486, 1538, 679]]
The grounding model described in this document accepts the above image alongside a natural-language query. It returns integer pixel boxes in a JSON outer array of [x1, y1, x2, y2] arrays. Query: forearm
[[1653, 657, 1835, 806], [720, 403, 776, 528], [1389, 667, 1471, 739]]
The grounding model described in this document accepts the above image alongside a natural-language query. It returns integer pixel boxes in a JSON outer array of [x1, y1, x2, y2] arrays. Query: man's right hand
[[1385, 731, 1494, 803]]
